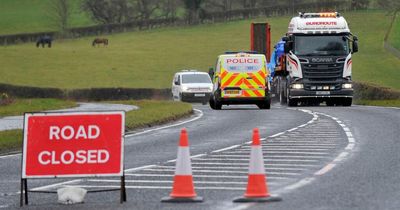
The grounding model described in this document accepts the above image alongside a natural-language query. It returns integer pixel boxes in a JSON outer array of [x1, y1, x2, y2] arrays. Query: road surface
[[0, 103, 399, 210]]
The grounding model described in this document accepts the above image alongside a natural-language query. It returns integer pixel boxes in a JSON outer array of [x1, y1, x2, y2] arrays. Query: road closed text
[[22, 112, 124, 177]]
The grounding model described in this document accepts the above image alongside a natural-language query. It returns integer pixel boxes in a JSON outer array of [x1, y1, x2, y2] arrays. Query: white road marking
[[87, 179, 250, 185], [209, 154, 326, 159], [314, 163, 336, 176], [0, 153, 20, 159], [63, 185, 247, 190], [31, 179, 82, 191], [193, 158, 320, 162], [281, 177, 315, 191], [191, 162, 316, 167], [124, 165, 157, 172], [277, 109, 357, 194], [212, 145, 241, 153], [222, 151, 330, 155]]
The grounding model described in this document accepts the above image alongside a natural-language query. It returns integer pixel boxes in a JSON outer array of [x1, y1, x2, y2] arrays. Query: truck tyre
[[342, 98, 352, 106], [326, 100, 335, 106], [209, 96, 216, 109], [286, 87, 297, 107], [257, 101, 271, 110], [287, 98, 297, 107], [279, 78, 287, 105], [215, 100, 222, 110]]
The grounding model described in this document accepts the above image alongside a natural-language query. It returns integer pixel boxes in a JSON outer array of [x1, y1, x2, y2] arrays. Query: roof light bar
[[299, 12, 340, 18]]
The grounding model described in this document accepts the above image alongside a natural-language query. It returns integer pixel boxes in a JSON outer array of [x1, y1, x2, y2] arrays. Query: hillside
[[0, 0, 92, 35], [0, 10, 399, 90]]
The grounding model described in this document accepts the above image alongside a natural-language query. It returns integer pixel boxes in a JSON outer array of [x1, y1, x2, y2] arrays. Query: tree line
[[49, 0, 398, 32]]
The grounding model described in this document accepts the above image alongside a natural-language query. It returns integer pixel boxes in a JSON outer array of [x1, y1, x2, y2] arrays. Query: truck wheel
[[257, 101, 271, 109], [342, 98, 352, 106], [326, 100, 335, 106], [279, 88, 286, 105], [215, 101, 222, 110], [209, 96, 216, 109], [287, 98, 297, 107]]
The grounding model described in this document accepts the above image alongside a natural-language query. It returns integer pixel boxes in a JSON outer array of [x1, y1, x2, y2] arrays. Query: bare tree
[[159, 0, 180, 19], [204, 0, 232, 12], [47, 0, 70, 32], [183, 0, 204, 24], [82, 0, 135, 24], [135, 0, 160, 21], [377, 0, 400, 14]]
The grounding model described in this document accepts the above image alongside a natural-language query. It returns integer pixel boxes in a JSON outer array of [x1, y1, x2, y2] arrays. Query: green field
[[0, 10, 399, 91], [388, 14, 400, 49], [0, 0, 92, 35]]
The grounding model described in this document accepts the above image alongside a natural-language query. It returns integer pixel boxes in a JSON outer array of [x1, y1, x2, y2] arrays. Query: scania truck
[[270, 12, 358, 106]]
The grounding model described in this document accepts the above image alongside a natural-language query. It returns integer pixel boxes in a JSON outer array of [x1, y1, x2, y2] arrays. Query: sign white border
[[22, 111, 125, 178]]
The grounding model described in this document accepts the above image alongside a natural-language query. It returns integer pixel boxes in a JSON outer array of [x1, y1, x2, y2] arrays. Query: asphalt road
[[0, 103, 399, 210]]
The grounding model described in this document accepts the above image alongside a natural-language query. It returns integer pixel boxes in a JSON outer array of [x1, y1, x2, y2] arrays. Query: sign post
[[20, 111, 126, 206]]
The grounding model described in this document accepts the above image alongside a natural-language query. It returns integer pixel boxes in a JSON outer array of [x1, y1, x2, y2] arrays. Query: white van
[[171, 70, 213, 104]]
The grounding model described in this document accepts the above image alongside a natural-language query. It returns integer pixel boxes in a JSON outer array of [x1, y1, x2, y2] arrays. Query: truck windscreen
[[294, 35, 349, 56]]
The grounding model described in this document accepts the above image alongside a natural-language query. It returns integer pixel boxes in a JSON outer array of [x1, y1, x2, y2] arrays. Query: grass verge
[[0, 100, 192, 154], [0, 98, 76, 117], [0, 0, 92, 35], [354, 99, 400, 107], [388, 13, 400, 50]]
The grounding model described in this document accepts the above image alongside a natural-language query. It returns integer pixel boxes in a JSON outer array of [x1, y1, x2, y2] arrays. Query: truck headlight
[[342, 83, 352, 89], [292, 84, 304, 89]]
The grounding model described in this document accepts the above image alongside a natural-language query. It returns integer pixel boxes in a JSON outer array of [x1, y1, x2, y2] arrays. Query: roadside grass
[[388, 13, 400, 50], [354, 99, 400, 107], [0, 0, 92, 35], [0, 130, 22, 154], [0, 10, 399, 91], [0, 98, 76, 117], [0, 100, 192, 154], [115, 100, 193, 130]]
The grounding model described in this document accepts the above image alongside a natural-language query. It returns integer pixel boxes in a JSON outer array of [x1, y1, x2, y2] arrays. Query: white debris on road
[[57, 186, 87, 205]]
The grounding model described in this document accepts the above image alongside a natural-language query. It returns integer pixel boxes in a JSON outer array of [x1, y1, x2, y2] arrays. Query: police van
[[208, 52, 271, 110]]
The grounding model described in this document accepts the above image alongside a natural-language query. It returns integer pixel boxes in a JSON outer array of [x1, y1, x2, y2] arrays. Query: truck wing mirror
[[284, 42, 292, 54], [352, 38, 358, 53], [208, 67, 214, 78], [282, 36, 289, 42]]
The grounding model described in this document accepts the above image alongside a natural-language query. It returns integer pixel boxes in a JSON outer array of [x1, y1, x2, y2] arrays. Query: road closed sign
[[22, 111, 124, 178]]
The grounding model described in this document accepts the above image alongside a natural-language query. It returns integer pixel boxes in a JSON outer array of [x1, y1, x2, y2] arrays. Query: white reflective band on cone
[[175, 147, 192, 175], [248, 146, 265, 174]]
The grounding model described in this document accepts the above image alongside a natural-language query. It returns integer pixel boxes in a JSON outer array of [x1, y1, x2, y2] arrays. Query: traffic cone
[[233, 128, 281, 202], [161, 128, 203, 202]]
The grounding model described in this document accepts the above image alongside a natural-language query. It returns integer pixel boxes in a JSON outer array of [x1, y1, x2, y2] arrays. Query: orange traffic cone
[[233, 128, 281, 202], [161, 128, 203, 202]]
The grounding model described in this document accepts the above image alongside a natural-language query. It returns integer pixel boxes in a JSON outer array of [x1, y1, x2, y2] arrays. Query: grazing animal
[[92, 38, 108, 47], [36, 35, 52, 48]]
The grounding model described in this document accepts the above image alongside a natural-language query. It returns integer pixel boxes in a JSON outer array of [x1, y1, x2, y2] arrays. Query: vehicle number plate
[[316, 91, 330, 95], [194, 93, 206, 97], [225, 90, 240, 95]]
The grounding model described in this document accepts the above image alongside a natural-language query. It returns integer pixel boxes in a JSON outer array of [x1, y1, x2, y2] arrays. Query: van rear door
[[220, 54, 267, 98]]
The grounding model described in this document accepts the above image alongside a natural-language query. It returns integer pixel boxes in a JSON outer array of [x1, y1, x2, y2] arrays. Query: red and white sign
[[22, 111, 124, 178]]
